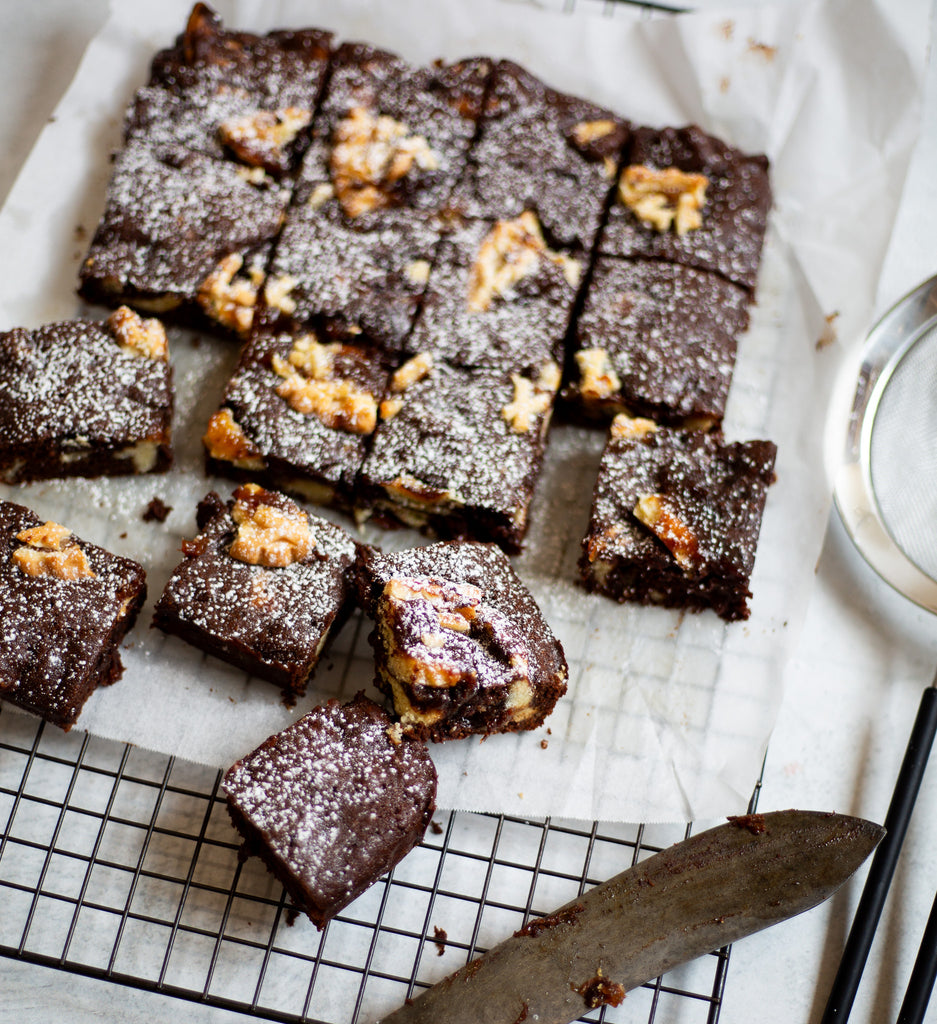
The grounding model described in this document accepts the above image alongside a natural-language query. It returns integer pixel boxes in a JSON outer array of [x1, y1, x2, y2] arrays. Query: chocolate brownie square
[[404, 214, 581, 373], [153, 485, 359, 697], [300, 42, 490, 219], [357, 358, 561, 553], [203, 330, 391, 511], [449, 60, 629, 251], [579, 416, 777, 621], [223, 692, 437, 927], [0, 308, 173, 483], [79, 142, 290, 335], [126, 5, 331, 174], [600, 125, 771, 291], [0, 500, 147, 728], [357, 540, 568, 742], [565, 257, 751, 428]]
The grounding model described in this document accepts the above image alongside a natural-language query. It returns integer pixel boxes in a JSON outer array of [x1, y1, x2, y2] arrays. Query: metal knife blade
[[380, 810, 884, 1024]]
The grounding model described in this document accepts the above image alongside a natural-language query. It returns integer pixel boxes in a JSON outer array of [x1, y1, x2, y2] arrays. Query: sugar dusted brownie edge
[[0, 500, 147, 729], [222, 692, 437, 927]]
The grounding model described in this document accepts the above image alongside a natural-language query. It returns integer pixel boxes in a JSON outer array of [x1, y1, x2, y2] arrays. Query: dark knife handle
[[822, 684, 937, 1022]]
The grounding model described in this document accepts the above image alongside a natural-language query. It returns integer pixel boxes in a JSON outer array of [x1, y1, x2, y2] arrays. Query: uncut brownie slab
[[601, 124, 771, 292], [153, 485, 358, 697], [564, 256, 751, 428], [223, 692, 436, 927], [0, 307, 173, 483], [404, 213, 581, 373], [357, 541, 568, 742], [579, 416, 777, 621], [448, 59, 629, 252], [259, 46, 490, 351], [203, 330, 391, 510], [356, 540, 565, 741], [0, 500, 147, 729], [357, 358, 561, 553]]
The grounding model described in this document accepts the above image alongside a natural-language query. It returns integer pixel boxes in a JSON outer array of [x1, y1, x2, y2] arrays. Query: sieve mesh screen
[[870, 322, 937, 581]]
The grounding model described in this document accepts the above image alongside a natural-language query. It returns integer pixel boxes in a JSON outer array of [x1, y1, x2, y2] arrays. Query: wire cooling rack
[[0, 707, 757, 1023]]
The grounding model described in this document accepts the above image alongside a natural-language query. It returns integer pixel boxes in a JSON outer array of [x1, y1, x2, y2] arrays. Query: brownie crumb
[[430, 820, 443, 835], [514, 903, 584, 938], [142, 497, 172, 523], [727, 813, 767, 835], [573, 970, 626, 1008], [540, 739, 549, 749], [433, 925, 447, 956]]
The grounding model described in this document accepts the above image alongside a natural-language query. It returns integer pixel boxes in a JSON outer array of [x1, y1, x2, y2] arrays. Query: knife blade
[[380, 809, 883, 1024]]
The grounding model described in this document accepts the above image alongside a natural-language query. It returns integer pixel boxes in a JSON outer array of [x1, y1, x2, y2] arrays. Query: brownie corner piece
[[222, 692, 437, 927], [358, 540, 568, 741], [0, 308, 173, 484], [0, 500, 146, 728], [579, 416, 777, 621], [153, 483, 359, 696]]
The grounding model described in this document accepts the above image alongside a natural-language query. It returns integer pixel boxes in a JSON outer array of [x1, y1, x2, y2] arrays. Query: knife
[[380, 809, 883, 1024]]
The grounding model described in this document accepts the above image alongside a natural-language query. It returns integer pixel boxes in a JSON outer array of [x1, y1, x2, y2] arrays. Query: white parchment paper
[[0, 0, 926, 822]]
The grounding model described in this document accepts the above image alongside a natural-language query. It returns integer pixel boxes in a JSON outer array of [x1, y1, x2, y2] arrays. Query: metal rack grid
[[0, 708, 757, 1023]]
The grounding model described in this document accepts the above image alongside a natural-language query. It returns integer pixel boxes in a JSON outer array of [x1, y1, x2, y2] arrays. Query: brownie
[[153, 485, 359, 696], [404, 214, 581, 373], [578, 417, 777, 621], [357, 541, 568, 742], [357, 359, 561, 553], [601, 125, 771, 292], [204, 330, 391, 510], [0, 308, 173, 483], [300, 42, 490, 219], [449, 60, 629, 251], [79, 141, 290, 334], [0, 500, 147, 728], [258, 197, 439, 351], [80, 5, 333, 333], [222, 692, 437, 927], [564, 257, 751, 428]]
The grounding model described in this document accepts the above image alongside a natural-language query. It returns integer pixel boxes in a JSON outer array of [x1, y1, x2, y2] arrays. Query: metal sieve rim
[[834, 274, 937, 615]]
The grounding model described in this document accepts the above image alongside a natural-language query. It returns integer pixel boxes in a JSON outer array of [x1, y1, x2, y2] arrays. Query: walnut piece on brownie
[[153, 485, 360, 697], [579, 416, 777, 621], [223, 692, 437, 927], [357, 541, 568, 741], [0, 311, 173, 484], [0, 500, 147, 729]]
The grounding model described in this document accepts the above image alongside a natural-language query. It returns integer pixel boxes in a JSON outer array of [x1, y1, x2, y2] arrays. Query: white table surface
[[2, 1, 937, 1022]]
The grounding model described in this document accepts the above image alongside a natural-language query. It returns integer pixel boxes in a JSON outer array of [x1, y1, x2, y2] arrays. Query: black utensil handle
[[822, 684, 937, 1023], [896, 888, 937, 1024]]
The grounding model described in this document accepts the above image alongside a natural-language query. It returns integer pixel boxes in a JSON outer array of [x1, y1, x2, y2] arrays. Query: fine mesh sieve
[[823, 275, 937, 1023]]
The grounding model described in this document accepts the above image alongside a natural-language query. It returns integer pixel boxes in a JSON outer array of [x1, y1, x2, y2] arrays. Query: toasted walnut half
[[203, 409, 266, 470], [575, 348, 621, 401], [390, 352, 433, 393], [107, 306, 168, 360], [330, 107, 440, 219], [197, 253, 262, 335], [229, 483, 314, 567], [468, 212, 580, 312], [12, 521, 95, 580], [634, 494, 701, 573], [610, 414, 657, 440], [271, 337, 377, 434], [619, 165, 708, 236], [383, 577, 482, 634], [502, 362, 560, 434], [218, 107, 312, 173]]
